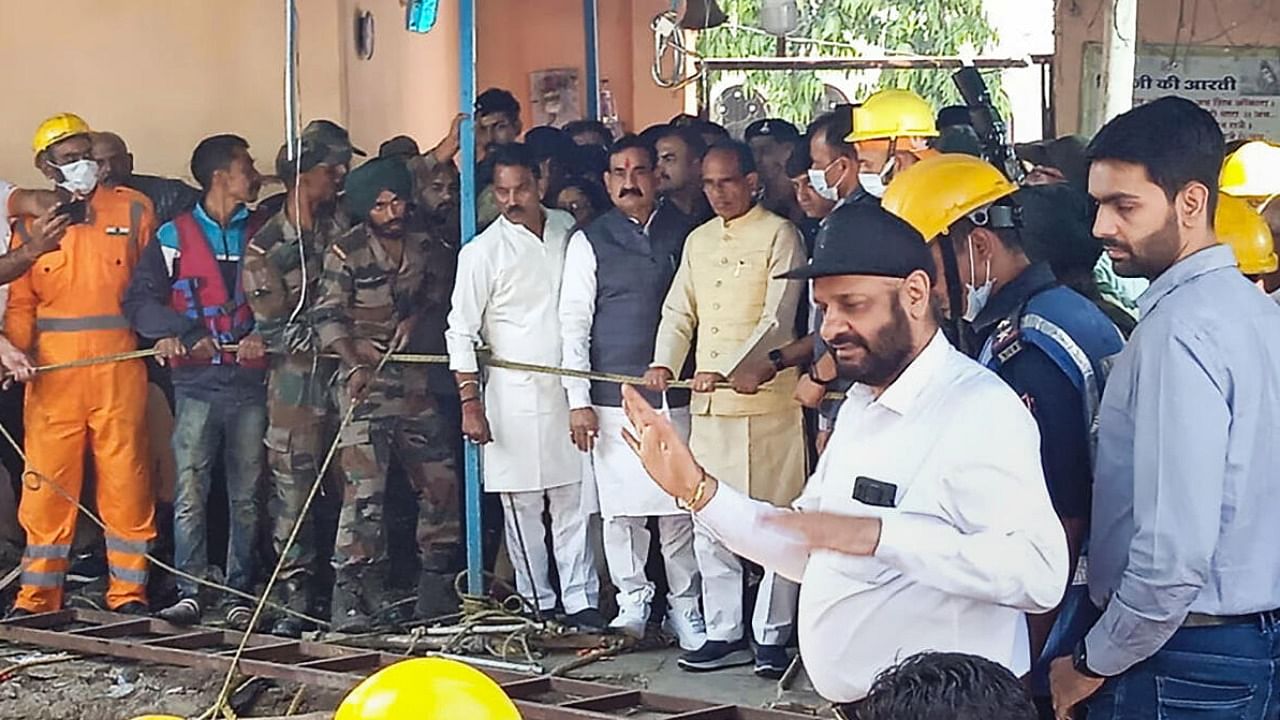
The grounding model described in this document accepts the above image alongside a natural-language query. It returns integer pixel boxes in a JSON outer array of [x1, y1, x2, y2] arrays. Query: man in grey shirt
[[1050, 96, 1280, 718]]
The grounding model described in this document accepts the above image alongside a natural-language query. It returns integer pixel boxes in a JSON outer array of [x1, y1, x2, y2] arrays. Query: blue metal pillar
[[459, 0, 484, 597], [583, 0, 600, 120]]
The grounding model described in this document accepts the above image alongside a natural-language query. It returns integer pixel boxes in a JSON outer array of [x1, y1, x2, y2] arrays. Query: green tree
[[696, 0, 1005, 125]]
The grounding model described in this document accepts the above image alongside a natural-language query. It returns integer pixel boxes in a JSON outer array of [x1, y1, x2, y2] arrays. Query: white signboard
[[1081, 43, 1280, 140]]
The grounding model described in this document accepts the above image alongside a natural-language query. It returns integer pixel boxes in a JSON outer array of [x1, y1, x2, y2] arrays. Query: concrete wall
[[0, 0, 346, 186], [1055, 0, 1280, 137]]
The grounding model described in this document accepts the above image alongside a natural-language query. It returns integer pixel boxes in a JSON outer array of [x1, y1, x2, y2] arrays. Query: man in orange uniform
[[4, 114, 157, 617]]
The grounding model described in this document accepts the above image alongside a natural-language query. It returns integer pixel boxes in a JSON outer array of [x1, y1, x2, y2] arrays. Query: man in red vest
[[123, 134, 267, 627]]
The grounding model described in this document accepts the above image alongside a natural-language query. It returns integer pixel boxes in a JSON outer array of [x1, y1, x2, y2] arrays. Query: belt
[[36, 315, 131, 332], [1183, 609, 1280, 628]]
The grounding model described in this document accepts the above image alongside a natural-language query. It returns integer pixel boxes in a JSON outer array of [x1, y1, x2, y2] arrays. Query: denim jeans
[[1086, 613, 1280, 720], [171, 392, 267, 598]]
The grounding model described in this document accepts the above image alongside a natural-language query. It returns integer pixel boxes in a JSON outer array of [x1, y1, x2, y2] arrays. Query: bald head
[[91, 131, 133, 187]]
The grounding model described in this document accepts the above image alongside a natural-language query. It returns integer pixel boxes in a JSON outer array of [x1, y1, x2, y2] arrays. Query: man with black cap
[[621, 201, 1067, 710], [312, 158, 461, 632], [744, 118, 802, 223], [241, 137, 347, 637]]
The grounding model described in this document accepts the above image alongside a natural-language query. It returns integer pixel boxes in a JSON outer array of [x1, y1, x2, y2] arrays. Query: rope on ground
[[199, 347, 396, 720], [0, 651, 77, 682], [0, 422, 327, 629]]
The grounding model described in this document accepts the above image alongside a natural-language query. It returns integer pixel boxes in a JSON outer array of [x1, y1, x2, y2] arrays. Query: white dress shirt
[[445, 208, 582, 492], [695, 331, 1068, 701], [559, 229, 599, 411]]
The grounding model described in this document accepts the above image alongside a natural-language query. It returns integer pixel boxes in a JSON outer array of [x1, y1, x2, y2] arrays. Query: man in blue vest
[[882, 153, 1124, 715], [559, 134, 706, 650], [123, 134, 267, 628]]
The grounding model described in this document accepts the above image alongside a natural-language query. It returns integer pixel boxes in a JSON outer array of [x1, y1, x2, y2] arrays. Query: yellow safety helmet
[[1216, 194, 1277, 275], [1220, 141, 1280, 198], [335, 658, 521, 720], [32, 113, 92, 155], [846, 89, 940, 144], [881, 153, 1018, 242]]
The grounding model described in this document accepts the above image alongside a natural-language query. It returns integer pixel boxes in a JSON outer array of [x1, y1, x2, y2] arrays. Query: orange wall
[[477, 0, 685, 135], [1055, 0, 1280, 136], [0, 0, 345, 186]]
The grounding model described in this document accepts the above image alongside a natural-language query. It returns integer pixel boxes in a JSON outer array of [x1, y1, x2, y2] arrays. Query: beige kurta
[[652, 204, 808, 506]]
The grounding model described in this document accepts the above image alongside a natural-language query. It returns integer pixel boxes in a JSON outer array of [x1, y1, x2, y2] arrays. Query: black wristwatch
[[768, 348, 786, 372], [1073, 640, 1106, 679]]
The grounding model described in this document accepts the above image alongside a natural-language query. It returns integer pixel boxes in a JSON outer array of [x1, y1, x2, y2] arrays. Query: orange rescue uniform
[[6, 185, 157, 612]]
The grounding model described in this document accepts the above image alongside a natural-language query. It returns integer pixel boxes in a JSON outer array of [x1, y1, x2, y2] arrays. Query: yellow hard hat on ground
[[32, 113, 92, 155], [1220, 141, 1280, 198], [1217, 194, 1277, 275], [335, 658, 521, 720], [881, 153, 1018, 242], [846, 89, 940, 144]]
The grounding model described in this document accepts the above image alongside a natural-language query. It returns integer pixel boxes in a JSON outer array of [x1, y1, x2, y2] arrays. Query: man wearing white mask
[[846, 90, 941, 199]]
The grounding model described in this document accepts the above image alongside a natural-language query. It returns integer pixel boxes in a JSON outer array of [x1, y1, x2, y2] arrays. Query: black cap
[[779, 203, 935, 281], [744, 118, 800, 142], [378, 135, 421, 159]]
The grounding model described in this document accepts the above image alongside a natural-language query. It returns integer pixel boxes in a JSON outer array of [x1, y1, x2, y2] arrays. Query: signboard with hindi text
[[1080, 43, 1280, 140]]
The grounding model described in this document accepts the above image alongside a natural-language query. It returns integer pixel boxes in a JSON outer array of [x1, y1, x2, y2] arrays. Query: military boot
[[271, 577, 313, 638], [331, 566, 374, 634], [414, 570, 459, 622]]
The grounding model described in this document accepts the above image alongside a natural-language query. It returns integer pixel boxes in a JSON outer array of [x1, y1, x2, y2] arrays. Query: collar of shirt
[[1137, 244, 1236, 317], [848, 330, 950, 416], [718, 203, 769, 233], [618, 207, 657, 235], [497, 206, 562, 242], [970, 261, 1057, 335], [193, 200, 249, 256]]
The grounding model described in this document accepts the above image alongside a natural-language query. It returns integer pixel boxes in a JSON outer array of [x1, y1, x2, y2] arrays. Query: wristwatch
[[1072, 640, 1106, 679], [768, 348, 786, 372]]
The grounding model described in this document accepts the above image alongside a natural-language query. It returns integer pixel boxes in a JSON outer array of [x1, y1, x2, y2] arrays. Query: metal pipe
[[583, 0, 601, 120], [458, 0, 485, 598], [284, 0, 299, 159], [698, 55, 1047, 72]]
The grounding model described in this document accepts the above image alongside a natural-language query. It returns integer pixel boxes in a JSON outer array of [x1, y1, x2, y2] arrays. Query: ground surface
[[0, 642, 825, 720]]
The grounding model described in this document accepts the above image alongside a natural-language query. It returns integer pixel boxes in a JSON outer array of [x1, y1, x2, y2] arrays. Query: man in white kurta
[[558, 137, 705, 649], [445, 145, 601, 627]]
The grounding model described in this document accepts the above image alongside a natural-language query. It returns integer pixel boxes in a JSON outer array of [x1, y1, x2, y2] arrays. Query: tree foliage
[[697, 0, 1007, 125]]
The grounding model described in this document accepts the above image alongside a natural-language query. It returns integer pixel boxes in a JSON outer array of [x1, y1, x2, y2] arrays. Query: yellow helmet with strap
[[1216, 194, 1277, 275], [32, 113, 92, 155], [881, 153, 1018, 243], [846, 89, 940, 144], [1220, 141, 1280, 198], [335, 658, 521, 720]]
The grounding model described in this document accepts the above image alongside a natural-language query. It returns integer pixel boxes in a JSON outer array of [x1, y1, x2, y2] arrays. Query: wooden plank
[[0, 609, 75, 629], [142, 631, 228, 649], [69, 618, 152, 638]]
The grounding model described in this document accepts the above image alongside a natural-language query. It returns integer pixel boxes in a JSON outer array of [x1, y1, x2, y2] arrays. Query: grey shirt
[[1086, 244, 1280, 675]]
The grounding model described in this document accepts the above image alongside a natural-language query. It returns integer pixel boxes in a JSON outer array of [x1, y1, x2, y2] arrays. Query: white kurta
[[558, 231, 690, 517], [446, 209, 581, 493]]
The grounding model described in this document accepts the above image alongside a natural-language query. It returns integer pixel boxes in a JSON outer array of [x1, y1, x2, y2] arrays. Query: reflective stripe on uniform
[[105, 535, 149, 555], [21, 570, 65, 588], [109, 565, 148, 585], [23, 543, 71, 560], [36, 315, 131, 332]]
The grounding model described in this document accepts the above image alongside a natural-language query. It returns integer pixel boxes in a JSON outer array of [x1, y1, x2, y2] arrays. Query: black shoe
[[414, 571, 459, 621], [272, 616, 307, 639], [563, 607, 608, 633], [753, 644, 791, 679], [66, 553, 107, 585], [114, 602, 150, 616], [677, 639, 754, 672], [3, 607, 33, 621], [224, 604, 254, 631], [330, 574, 373, 634], [156, 597, 201, 625]]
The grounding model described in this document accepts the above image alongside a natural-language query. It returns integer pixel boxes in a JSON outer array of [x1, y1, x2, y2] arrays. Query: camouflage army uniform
[[312, 222, 461, 623], [242, 209, 343, 622]]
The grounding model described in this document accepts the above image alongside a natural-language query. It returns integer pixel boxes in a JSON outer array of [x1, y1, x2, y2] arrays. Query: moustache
[[828, 331, 869, 352], [619, 188, 643, 198]]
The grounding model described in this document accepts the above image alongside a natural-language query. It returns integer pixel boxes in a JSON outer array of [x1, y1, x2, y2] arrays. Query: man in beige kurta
[[646, 140, 807, 673]]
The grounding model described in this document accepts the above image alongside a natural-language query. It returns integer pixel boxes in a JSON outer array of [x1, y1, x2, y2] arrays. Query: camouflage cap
[[275, 135, 351, 181], [302, 119, 366, 158]]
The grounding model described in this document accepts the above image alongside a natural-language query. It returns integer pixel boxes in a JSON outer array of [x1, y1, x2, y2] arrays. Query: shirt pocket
[[31, 250, 70, 299]]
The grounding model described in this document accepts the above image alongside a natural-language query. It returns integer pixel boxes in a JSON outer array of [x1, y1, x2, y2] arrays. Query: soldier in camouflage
[[312, 158, 461, 633], [242, 138, 347, 637]]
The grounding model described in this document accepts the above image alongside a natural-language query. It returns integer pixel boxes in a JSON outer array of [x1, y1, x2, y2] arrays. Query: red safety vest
[[168, 211, 267, 370]]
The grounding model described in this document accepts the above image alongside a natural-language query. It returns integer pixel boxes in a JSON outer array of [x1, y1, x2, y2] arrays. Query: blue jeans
[[171, 392, 267, 598], [1086, 613, 1280, 720]]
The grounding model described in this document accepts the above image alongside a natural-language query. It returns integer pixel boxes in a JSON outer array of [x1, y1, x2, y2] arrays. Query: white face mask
[[962, 235, 995, 323], [857, 156, 895, 199], [56, 159, 100, 195], [807, 158, 844, 202]]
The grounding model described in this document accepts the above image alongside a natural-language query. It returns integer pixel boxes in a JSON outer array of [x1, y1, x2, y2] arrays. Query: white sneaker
[[609, 602, 650, 640], [663, 606, 707, 651]]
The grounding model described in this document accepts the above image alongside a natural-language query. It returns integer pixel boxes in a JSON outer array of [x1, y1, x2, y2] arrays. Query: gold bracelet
[[677, 468, 708, 511]]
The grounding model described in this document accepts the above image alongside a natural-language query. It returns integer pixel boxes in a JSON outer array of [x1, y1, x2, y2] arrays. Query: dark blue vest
[[583, 206, 695, 407]]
